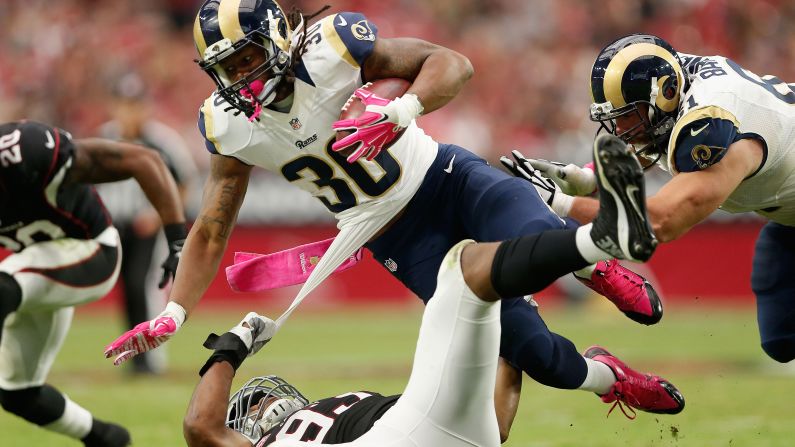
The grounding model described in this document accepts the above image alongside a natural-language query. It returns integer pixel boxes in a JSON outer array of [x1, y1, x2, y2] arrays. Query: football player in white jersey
[[183, 141, 681, 447], [107, 2, 682, 417], [508, 33, 795, 363]]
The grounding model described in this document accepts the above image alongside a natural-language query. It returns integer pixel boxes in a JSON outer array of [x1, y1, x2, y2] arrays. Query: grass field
[[2, 301, 793, 447]]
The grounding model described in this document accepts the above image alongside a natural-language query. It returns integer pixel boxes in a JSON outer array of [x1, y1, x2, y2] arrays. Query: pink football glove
[[104, 302, 186, 366], [332, 89, 423, 163]]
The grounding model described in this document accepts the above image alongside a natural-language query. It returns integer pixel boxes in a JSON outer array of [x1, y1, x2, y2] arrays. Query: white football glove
[[500, 150, 574, 217], [229, 312, 278, 357], [525, 157, 597, 196]]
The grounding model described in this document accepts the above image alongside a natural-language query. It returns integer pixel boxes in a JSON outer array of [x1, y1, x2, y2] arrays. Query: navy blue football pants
[[752, 222, 795, 363], [367, 144, 588, 388]]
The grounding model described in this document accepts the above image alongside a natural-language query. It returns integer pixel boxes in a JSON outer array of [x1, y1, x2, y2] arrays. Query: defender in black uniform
[[183, 135, 684, 447], [0, 120, 187, 447]]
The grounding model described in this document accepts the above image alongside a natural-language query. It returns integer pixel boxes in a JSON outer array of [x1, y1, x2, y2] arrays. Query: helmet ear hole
[[662, 76, 678, 101]]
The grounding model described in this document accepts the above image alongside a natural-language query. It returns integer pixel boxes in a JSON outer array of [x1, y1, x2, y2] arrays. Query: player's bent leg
[[0, 384, 130, 446], [498, 299, 587, 388], [365, 240, 502, 447], [463, 239, 590, 387], [0, 307, 75, 391], [478, 229, 606, 388], [0, 226, 121, 312], [455, 145, 662, 324], [752, 222, 795, 363]]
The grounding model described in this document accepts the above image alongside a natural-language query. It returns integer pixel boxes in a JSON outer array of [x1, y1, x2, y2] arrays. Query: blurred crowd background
[[1, 0, 793, 222]]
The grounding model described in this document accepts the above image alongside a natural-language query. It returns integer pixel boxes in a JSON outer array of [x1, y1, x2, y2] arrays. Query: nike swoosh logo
[[45, 131, 55, 149], [625, 184, 644, 220], [690, 123, 709, 136], [337, 16, 347, 27], [443, 154, 456, 173]]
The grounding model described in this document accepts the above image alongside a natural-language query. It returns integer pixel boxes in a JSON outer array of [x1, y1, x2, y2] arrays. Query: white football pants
[[271, 239, 502, 447], [0, 226, 121, 389]]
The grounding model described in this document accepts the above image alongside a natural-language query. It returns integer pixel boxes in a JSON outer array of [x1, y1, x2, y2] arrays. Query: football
[[336, 78, 411, 144]]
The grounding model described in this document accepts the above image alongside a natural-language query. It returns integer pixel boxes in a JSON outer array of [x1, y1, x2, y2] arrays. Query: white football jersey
[[662, 53, 795, 226], [199, 12, 438, 228]]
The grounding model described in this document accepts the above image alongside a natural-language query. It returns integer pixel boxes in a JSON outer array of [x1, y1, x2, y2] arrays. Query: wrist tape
[[198, 332, 249, 377]]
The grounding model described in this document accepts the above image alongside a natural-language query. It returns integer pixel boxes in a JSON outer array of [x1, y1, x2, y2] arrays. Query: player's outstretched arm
[[647, 138, 762, 241], [169, 154, 252, 314], [70, 138, 188, 287], [184, 313, 277, 447], [104, 154, 252, 366], [69, 138, 185, 228], [566, 137, 765, 242], [500, 150, 600, 224]]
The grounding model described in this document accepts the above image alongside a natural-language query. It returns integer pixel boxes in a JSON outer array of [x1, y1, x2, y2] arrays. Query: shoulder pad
[[318, 12, 378, 68], [198, 94, 239, 155], [668, 106, 739, 173], [0, 120, 74, 187]]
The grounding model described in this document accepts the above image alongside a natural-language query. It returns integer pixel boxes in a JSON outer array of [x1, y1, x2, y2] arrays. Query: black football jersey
[[256, 392, 400, 446], [0, 121, 110, 252]]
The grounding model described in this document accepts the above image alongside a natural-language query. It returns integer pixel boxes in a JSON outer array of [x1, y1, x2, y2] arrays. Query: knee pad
[[761, 339, 795, 363], [0, 272, 22, 317], [0, 385, 65, 425]]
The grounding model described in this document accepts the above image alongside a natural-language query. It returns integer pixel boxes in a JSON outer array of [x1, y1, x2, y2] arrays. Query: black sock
[[0, 385, 66, 425], [491, 229, 590, 298]]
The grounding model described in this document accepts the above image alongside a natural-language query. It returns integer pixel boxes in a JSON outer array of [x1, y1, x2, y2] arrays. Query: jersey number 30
[[281, 139, 401, 213]]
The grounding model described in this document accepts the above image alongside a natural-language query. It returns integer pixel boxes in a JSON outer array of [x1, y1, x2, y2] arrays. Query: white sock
[[575, 224, 611, 264], [43, 396, 93, 439], [578, 357, 617, 395]]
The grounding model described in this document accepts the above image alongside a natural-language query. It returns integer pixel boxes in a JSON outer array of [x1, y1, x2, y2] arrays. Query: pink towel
[[226, 237, 363, 292]]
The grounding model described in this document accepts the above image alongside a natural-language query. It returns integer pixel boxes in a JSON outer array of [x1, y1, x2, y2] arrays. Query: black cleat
[[590, 134, 657, 262], [82, 419, 131, 447]]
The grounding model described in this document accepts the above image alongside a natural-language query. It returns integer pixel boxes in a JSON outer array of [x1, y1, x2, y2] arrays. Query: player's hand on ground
[[525, 156, 598, 196], [228, 312, 278, 356], [500, 150, 574, 217], [104, 302, 187, 365], [332, 89, 422, 163]]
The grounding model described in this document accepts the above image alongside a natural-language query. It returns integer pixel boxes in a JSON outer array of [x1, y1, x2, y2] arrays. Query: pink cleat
[[584, 346, 685, 419], [578, 260, 663, 325]]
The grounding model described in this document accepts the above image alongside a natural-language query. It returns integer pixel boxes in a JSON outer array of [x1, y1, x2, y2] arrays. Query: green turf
[[2, 302, 793, 446]]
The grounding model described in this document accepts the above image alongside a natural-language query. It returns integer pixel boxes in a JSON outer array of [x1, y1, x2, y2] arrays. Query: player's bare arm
[[565, 137, 764, 241], [68, 138, 185, 226], [362, 37, 474, 114], [647, 138, 764, 241], [104, 152, 252, 366], [184, 361, 251, 447], [170, 154, 253, 314]]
